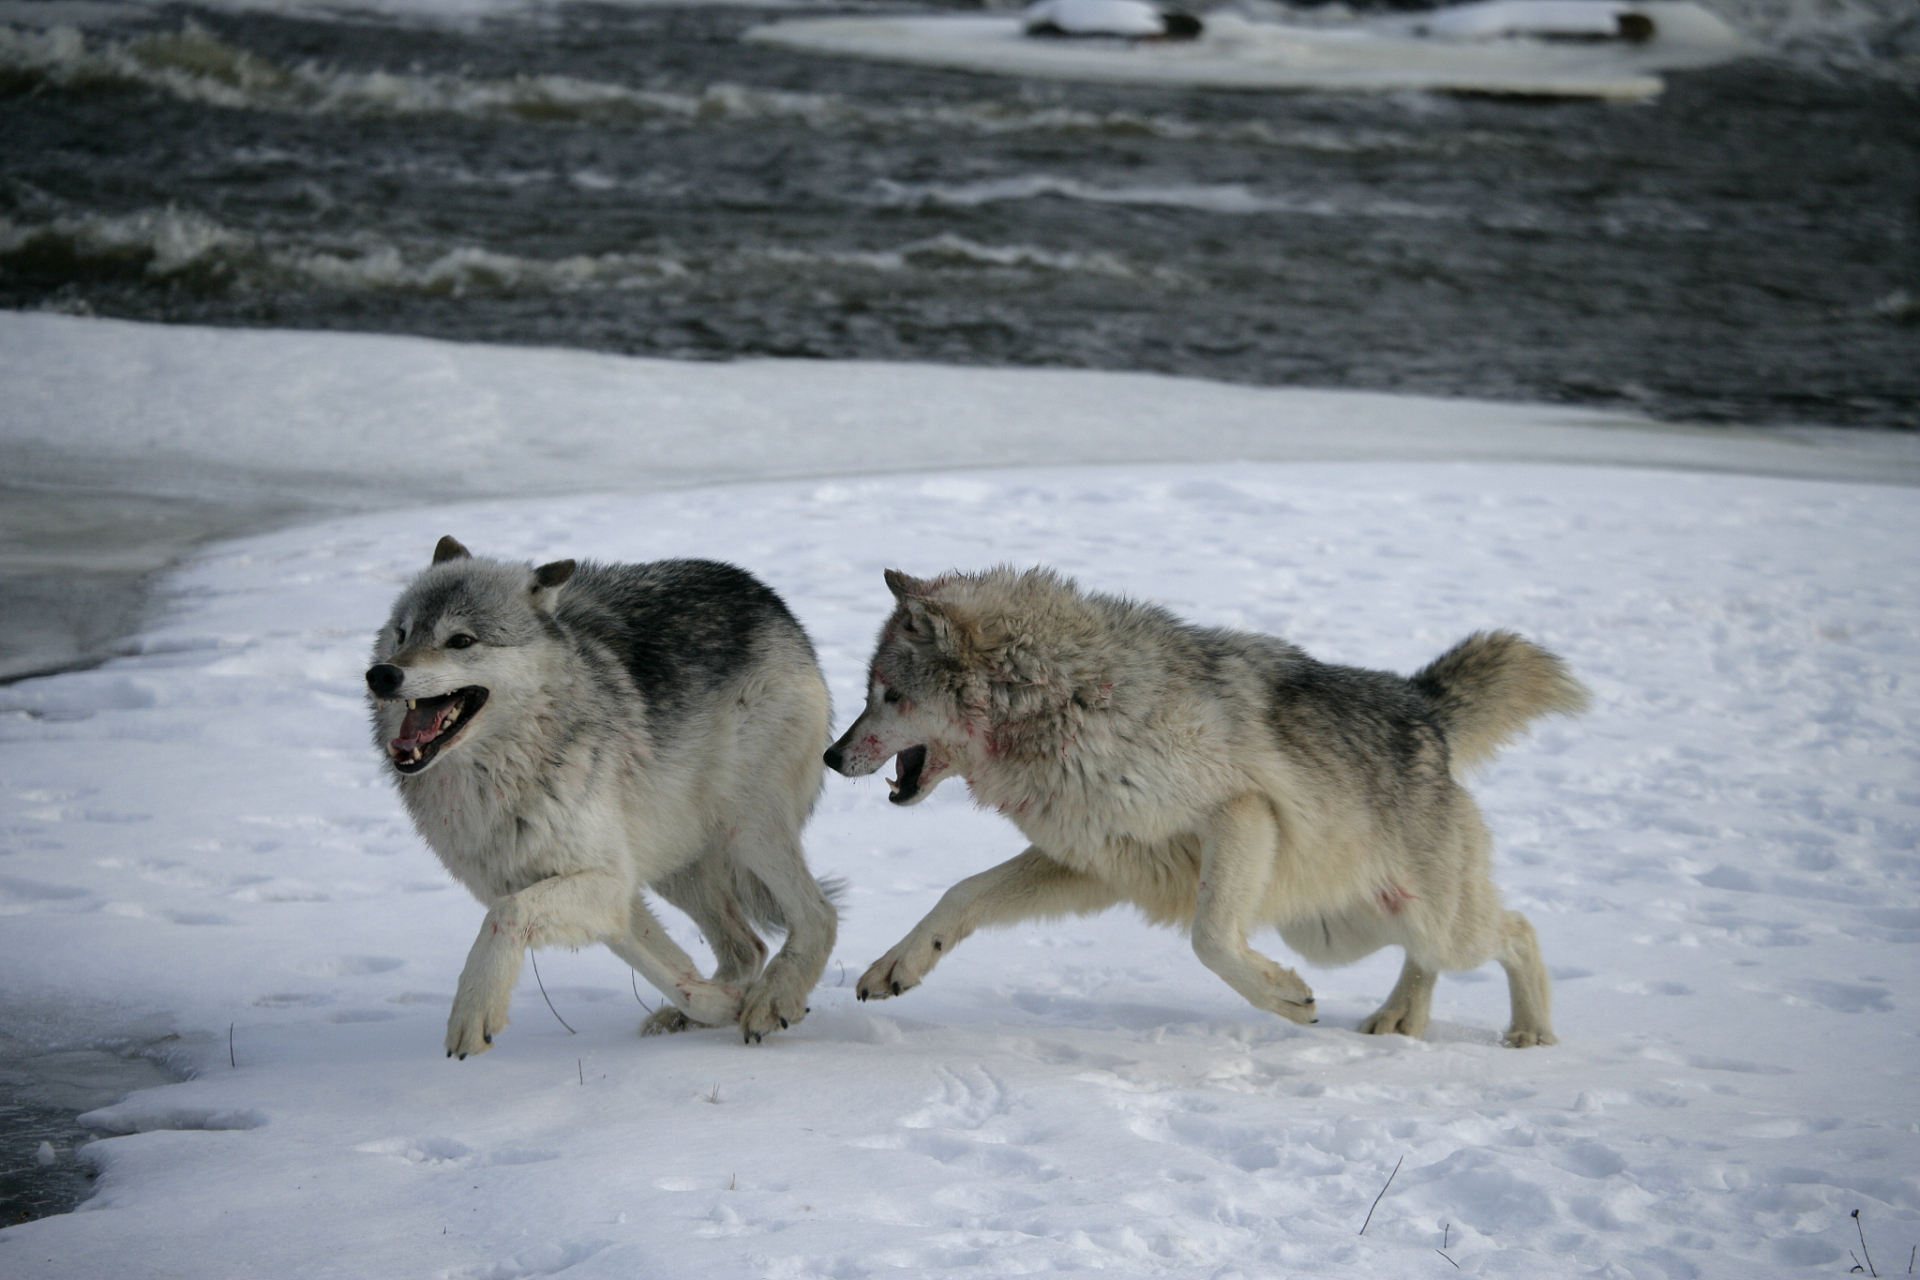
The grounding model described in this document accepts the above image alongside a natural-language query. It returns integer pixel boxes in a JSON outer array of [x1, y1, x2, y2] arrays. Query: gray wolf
[[824, 567, 1589, 1048], [367, 537, 838, 1057]]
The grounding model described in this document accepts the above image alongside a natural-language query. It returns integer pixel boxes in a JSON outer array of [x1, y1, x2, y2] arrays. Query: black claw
[[857, 990, 868, 1002], [891, 981, 901, 995], [483, 1033, 492, 1043], [780, 1017, 789, 1029], [446, 1049, 453, 1059], [458, 1052, 467, 1061]]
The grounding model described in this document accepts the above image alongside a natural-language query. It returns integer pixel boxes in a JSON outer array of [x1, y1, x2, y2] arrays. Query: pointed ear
[[433, 535, 470, 564], [884, 569, 931, 600], [530, 559, 575, 611], [883, 570, 967, 651], [899, 594, 940, 641], [897, 592, 977, 660]]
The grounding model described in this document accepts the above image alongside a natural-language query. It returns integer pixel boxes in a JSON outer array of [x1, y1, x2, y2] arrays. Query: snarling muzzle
[[825, 718, 940, 806], [885, 744, 930, 805], [369, 665, 488, 774]]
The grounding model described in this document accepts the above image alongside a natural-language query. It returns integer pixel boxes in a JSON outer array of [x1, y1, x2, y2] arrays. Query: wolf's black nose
[[822, 744, 844, 772], [366, 664, 405, 698]]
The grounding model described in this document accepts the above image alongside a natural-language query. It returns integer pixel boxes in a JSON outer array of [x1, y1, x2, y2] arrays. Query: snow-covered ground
[[1, 315, 1917, 1278]]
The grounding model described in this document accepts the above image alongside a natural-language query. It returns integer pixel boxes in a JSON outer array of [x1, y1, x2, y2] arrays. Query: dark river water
[[3, 1, 1917, 428]]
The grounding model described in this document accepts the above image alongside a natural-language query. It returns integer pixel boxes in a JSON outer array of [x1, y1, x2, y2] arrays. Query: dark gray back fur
[[559, 559, 817, 731], [1232, 634, 1455, 812]]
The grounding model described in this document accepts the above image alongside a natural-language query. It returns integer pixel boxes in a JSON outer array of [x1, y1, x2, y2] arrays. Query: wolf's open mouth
[[887, 744, 929, 805], [387, 687, 488, 774]]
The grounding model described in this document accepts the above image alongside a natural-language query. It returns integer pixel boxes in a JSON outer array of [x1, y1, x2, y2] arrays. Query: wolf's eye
[[395, 626, 407, 645], [882, 688, 901, 704], [447, 634, 476, 650]]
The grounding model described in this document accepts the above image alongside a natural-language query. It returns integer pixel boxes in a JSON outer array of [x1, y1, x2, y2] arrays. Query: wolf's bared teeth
[[407, 699, 417, 710], [886, 777, 900, 795]]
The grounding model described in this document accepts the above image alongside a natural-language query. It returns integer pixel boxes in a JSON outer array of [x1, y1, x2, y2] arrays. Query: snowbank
[[0, 314, 1915, 1277], [4, 312, 1910, 505]]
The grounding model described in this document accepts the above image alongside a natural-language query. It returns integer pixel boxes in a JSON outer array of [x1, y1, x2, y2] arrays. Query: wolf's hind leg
[[729, 828, 839, 1043], [1497, 911, 1556, 1047], [637, 906, 764, 1037], [643, 856, 772, 1036], [607, 895, 745, 1030], [1359, 955, 1436, 1038], [858, 848, 1120, 1002], [1192, 796, 1318, 1025], [656, 853, 770, 985]]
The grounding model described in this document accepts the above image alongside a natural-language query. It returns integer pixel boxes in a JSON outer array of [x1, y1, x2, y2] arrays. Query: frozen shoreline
[[4, 312, 1915, 683]]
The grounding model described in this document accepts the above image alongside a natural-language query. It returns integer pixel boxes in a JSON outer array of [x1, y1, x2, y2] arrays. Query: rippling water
[[2, 1, 1917, 427]]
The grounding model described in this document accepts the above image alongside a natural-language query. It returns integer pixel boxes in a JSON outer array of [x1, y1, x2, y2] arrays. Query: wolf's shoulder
[[561, 559, 816, 715], [568, 558, 790, 614], [562, 559, 802, 641]]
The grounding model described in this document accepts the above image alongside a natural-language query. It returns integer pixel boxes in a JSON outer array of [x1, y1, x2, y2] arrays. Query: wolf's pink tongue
[[398, 703, 442, 744]]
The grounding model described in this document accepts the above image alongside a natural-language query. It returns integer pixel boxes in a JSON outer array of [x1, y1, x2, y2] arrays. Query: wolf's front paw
[[1503, 1025, 1557, 1048], [1270, 996, 1318, 1026], [855, 939, 932, 1002], [446, 918, 527, 1059], [738, 976, 809, 1045], [445, 984, 510, 1059]]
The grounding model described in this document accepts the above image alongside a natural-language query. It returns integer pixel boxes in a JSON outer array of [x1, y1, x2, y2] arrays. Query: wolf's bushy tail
[[1411, 631, 1591, 774]]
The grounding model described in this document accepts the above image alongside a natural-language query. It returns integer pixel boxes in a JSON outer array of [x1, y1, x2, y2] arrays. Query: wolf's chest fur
[[400, 728, 641, 902], [961, 726, 1230, 926]]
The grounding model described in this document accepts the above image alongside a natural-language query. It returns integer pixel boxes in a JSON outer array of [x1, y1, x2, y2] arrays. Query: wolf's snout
[[367, 664, 405, 698], [824, 728, 867, 776], [824, 725, 875, 777]]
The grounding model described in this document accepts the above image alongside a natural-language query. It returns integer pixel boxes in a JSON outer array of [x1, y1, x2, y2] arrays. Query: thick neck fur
[[943, 574, 1201, 854], [938, 568, 1121, 721]]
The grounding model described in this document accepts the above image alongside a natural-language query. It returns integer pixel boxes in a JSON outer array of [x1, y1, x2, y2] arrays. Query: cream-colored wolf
[[826, 566, 1588, 1047]]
